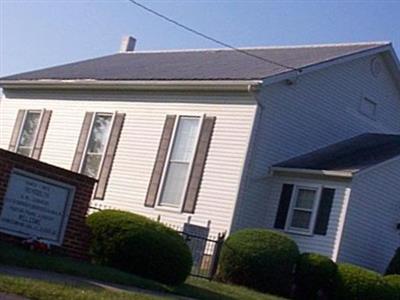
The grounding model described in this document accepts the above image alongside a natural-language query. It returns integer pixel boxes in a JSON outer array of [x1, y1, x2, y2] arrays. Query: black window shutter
[[145, 115, 177, 207], [314, 188, 335, 235], [182, 116, 216, 213], [274, 184, 294, 229]]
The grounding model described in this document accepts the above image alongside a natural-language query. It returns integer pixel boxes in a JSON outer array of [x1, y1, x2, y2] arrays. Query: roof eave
[[0, 79, 263, 93], [261, 44, 397, 87], [270, 166, 354, 178]]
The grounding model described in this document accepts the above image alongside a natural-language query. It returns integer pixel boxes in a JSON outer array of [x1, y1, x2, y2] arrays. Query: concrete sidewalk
[[0, 293, 29, 300], [0, 265, 192, 300]]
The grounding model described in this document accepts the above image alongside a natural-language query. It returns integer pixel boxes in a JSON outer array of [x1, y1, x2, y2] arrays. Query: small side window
[[287, 186, 319, 234], [359, 97, 377, 120]]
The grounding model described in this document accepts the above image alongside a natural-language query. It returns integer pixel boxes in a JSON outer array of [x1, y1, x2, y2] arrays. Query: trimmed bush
[[387, 247, 400, 275], [335, 264, 394, 300], [86, 210, 192, 285], [384, 275, 400, 300], [294, 253, 338, 300], [217, 228, 299, 296]]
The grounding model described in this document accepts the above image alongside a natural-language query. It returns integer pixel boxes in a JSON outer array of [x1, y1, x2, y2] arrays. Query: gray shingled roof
[[0, 42, 389, 81], [273, 133, 400, 173]]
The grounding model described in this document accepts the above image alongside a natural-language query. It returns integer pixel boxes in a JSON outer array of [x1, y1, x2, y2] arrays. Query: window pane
[[159, 162, 189, 207], [87, 115, 112, 154], [16, 147, 32, 157], [291, 210, 312, 229], [170, 117, 200, 162], [81, 154, 102, 178], [295, 189, 316, 209], [18, 112, 41, 148]]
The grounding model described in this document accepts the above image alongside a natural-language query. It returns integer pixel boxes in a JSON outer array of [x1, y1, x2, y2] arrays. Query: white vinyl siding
[[232, 53, 400, 236], [0, 90, 257, 235], [338, 158, 400, 273]]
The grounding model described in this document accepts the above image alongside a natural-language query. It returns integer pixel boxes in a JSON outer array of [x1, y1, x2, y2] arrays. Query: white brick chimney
[[120, 36, 136, 53]]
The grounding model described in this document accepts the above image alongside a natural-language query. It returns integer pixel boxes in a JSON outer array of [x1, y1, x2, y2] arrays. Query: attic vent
[[120, 36, 136, 53], [359, 97, 377, 120], [370, 57, 382, 78]]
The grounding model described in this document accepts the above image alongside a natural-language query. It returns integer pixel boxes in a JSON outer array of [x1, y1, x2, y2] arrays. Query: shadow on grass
[[174, 283, 237, 300]]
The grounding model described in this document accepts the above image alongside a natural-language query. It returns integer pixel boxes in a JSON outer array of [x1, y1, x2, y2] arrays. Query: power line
[[126, 0, 302, 73]]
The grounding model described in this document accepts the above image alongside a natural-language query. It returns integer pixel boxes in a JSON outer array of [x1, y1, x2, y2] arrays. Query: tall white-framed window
[[80, 113, 114, 178], [286, 185, 321, 234], [16, 110, 43, 157], [157, 115, 202, 209]]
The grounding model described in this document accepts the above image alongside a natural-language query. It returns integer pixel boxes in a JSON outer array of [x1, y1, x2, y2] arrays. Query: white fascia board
[[261, 44, 394, 87], [270, 167, 354, 178], [0, 79, 263, 93]]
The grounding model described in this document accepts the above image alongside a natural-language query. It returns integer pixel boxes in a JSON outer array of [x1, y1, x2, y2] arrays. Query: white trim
[[0, 80, 262, 93], [121, 41, 391, 54], [285, 184, 322, 236], [155, 114, 204, 213], [331, 187, 352, 262], [95, 112, 116, 179], [270, 167, 354, 178]]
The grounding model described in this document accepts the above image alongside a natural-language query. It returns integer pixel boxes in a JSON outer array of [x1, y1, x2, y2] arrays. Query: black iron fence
[[180, 231, 225, 280], [160, 221, 226, 280]]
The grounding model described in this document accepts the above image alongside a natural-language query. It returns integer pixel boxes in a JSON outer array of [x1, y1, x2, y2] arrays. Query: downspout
[[227, 82, 265, 234]]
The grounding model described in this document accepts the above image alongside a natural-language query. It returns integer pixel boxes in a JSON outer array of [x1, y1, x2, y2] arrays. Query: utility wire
[[126, 0, 302, 73]]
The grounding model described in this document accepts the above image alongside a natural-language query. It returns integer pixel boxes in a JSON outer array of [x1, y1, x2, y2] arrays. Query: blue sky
[[1, 0, 399, 77]]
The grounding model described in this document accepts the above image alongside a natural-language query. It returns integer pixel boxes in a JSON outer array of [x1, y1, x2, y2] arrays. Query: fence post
[[209, 232, 226, 280]]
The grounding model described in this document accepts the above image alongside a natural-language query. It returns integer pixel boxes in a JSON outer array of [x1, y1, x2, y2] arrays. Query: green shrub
[[294, 253, 338, 300], [386, 248, 400, 275], [86, 210, 192, 285], [335, 264, 394, 300], [384, 275, 400, 300], [217, 228, 299, 296]]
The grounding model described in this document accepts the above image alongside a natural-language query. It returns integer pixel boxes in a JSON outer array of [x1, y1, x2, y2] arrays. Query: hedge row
[[86, 210, 192, 285], [86, 211, 400, 298], [217, 229, 400, 300]]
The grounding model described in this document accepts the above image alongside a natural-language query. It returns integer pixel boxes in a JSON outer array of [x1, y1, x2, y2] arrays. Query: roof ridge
[[125, 41, 391, 54]]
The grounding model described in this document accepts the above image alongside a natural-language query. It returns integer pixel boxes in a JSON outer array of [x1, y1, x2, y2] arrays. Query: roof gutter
[[270, 166, 354, 178], [0, 79, 263, 93]]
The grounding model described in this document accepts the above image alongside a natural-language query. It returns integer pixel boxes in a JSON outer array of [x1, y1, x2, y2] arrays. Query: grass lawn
[[0, 242, 284, 300], [0, 274, 170, 300]]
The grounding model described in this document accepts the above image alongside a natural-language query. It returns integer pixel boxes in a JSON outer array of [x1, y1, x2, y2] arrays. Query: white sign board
[[0, 169, 75, 245]]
